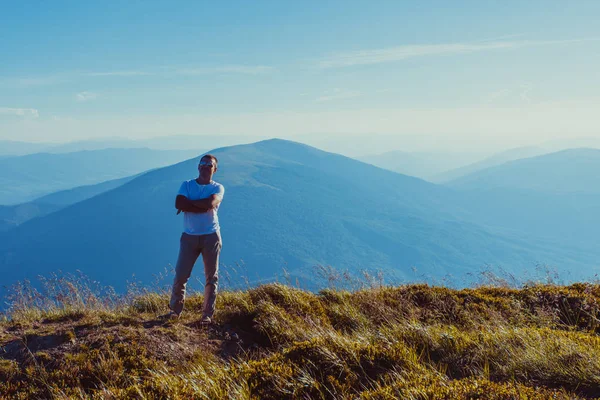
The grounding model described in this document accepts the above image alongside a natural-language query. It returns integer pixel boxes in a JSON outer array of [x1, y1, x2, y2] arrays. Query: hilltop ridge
[[2, 280, 600, 399]]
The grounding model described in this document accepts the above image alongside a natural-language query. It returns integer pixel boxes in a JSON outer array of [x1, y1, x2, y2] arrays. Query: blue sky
[[1, 1, 600, 150]]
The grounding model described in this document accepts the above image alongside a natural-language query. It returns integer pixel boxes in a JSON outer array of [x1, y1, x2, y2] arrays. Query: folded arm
[[190, 194, 222, 210], [175, 194, 222, 214], [175, 195, 210, 213]]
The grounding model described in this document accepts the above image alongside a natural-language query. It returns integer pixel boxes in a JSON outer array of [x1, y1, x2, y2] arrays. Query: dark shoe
[[200, 315, 212, 325], [158, 311, 180, 320]]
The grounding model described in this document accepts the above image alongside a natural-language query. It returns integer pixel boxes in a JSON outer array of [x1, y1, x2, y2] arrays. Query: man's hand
[[175, 195, 212, 214], [190, 194, 222, 210]]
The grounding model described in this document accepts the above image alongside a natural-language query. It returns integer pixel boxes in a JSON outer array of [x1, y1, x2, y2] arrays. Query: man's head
[[197, 154, 218, 182]]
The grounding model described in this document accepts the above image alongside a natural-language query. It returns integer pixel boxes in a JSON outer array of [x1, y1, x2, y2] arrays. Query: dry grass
[[2, 276, 600, 399]]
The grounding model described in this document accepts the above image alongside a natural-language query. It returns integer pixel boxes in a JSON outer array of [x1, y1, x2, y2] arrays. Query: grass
[[1, 274, 600, 399]]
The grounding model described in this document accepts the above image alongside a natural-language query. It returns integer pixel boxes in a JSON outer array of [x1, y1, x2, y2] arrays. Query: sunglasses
[[199, 160, 216, 167]]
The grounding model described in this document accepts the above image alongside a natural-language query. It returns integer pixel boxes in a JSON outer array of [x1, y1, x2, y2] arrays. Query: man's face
[[198, 157, 217, 178]]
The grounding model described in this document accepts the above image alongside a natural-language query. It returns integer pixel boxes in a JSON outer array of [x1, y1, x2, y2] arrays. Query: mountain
[[0, 135, 264, 156], [448, 148, 600, 193], [0, 203, 61, 233], [0, 175, 138, 232], [358, 150, 481, 181], [0, 148, 201, 205], [447, 148, 600, 251], [0, 140, 596, 297], [433, 146, 548, 183], [0, 140, 51, 156]]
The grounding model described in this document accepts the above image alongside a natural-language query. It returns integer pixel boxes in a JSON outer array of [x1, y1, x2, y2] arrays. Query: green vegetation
[[2, 279, 600, 399]]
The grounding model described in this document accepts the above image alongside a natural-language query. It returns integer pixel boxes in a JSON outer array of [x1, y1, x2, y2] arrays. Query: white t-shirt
[[177, 179, 225, 235]]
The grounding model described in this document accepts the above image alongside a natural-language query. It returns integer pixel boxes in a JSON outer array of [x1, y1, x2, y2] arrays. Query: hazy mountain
[[1, 140, 595, 297], [433, 146, 548, 183], [0, 175, 137, 232], [0, 203, 61, 232], [543, 137, 600, 151], [448, 148, 600, 193], [0, 135, 264, 156], [358, 150, 480, 180], [0, 140, 51, 156], [448, 148, 600, 251], [0, 148, 201, 205]]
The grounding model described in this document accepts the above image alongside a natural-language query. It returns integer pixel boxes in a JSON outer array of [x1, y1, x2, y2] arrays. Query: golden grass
[[2, 282, 600, 399]]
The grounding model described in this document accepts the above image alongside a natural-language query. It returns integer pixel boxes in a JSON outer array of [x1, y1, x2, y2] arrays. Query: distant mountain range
[[443, 148, 600, 253], [433, 146, 548, 183], [447, 148, 600, 193], [358, 150, 483, 181], [1, 140, 597, 299], [0, 175, 137, 232], [0, 140, 50, 156], [0, 148, 202, 204], [0, 135, 264, 156]]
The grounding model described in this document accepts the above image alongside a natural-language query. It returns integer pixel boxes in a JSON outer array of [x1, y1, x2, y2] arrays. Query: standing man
[[163, 154, 224, 323]]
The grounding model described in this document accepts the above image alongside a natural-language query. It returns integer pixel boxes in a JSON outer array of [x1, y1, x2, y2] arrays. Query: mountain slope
[[0, 140, 50, 156], [448, 148, 600, 193], [434, 146, 547, 183], [0, 148, 201, 204], [446, 148, 600, 250], [0, 175, 138, 232], [0, 140, 594, 295], [358, 150, 480, 180]]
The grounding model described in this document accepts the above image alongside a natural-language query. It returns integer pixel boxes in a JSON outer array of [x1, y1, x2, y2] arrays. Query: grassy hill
[[2, 277, 600, 399]]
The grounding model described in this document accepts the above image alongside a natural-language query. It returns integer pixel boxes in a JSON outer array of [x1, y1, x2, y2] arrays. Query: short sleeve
[[177, 181, 189, 198], [214, 184, 225, 199]]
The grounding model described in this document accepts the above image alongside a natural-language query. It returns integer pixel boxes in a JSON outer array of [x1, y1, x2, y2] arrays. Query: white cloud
[[484, 84, 534, 104], [76, 91, 98, 102], [484, 88, 511, 103], [3, 65, 275, 88], [319, 38, 600, 68], [315, 88, 361, 102], [175, 65, 275, 75], [0, 107, 39, 118], [84, 71, 153, 77], [520, 84, 533, 104], [0, 76, 65, 87]]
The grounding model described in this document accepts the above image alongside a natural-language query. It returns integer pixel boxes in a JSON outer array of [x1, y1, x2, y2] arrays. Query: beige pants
[[169, 231, 222, 317]]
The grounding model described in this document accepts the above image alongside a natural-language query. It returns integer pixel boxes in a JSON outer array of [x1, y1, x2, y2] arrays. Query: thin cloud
[[175, 65, 275, 75], [0, 76, 66, 87], [484, 84, 534, 104], [319, 38, 600, 68], [315, 89, 361, 102], [84, 71, 153, 77], [76, 91, 98, 102], [0, 107, 39, 118], [485, 88, 511, 103], [520, 84, 533, 104], [5, 65, 275, 86]]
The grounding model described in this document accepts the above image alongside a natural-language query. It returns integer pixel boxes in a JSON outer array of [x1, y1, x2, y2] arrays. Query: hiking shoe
[[158, 311, 180, 320], [200, 316, 212, 325]]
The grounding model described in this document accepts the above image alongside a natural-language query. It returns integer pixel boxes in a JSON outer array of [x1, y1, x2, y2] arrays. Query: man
[[162, 154, 224, 323]]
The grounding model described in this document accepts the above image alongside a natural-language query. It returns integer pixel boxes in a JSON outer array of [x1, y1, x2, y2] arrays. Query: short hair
[[200, 154, 218, 167]]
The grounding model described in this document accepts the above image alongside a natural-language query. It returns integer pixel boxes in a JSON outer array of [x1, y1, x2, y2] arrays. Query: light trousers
[[169, 231, 222, 317]]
